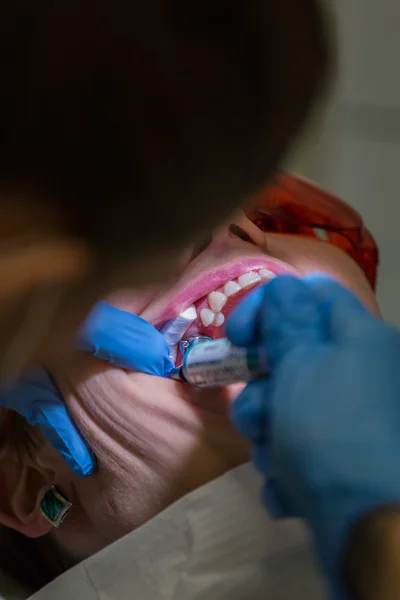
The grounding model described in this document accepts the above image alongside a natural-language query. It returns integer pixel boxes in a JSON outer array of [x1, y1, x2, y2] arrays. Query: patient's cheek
[[267, 235, 379, 314], [106, 287, 161, 314], [57, 356, 248, 483], [51, 364, 249, 561], [105, 248, 193, 313]]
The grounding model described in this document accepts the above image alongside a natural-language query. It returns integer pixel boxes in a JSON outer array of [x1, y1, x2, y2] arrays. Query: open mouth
[[158, 257, 298, 365]]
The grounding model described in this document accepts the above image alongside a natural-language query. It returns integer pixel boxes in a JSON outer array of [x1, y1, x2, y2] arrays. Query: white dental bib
[[28, 464, 327, 600]]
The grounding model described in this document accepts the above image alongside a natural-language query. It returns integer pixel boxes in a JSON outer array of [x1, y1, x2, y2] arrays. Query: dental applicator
[[169, 336, 268, 388], [160, 305, 197, 363]]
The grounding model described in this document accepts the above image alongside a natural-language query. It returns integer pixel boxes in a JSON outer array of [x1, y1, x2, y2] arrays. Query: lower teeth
[[180, 335, 212, 356], [214, 312, 225, 326], [200, 308, 214, 327]]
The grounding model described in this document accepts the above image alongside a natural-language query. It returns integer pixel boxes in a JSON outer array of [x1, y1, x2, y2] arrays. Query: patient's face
[[48, 212, 378, 562]]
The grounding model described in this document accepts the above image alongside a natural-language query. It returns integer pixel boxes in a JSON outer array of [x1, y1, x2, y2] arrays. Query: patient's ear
[[0, 453, 55, 537]]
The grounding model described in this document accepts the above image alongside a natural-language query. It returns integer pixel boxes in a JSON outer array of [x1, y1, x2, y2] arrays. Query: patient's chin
[[176, 382, 245, 415]]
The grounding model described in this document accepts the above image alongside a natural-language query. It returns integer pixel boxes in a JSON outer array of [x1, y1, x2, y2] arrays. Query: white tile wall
[[288, 1, 400, 323]]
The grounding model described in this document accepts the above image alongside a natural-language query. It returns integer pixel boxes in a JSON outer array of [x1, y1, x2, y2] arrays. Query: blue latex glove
[[227, 275, 400, 596], [0, 301, 173, 477], [0, 368, 95, 477], [77, 301, 174, 376]]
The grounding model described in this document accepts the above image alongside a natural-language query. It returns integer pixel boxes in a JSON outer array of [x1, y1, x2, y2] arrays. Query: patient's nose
[[212, 211, 266, 249], [189, 211, 266, 262]]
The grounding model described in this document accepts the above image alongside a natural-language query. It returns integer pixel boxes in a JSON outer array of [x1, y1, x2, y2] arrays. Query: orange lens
[[245, 172, 379, 290]]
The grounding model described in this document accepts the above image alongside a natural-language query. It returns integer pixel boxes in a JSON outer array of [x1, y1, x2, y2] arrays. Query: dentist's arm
[[342, 506, 400, 600], [227, 276, 400, 599], [0, 301, 173, 476]]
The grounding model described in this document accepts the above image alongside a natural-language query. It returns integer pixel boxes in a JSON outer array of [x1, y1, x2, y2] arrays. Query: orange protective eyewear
[[245, 171, 379, 290]]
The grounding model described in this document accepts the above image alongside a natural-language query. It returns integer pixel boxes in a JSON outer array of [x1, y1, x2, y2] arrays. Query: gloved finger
[[103, 317, 173, 375], [263, 478, 299, 520], [0, 371, 96, 477], [252, 441, 269, 474], [305, 273, 366, 312], [162, 355, 175, 377], [304, 274, 375, 341], [230, 379, 272, 441], [259, 276, 326, 366], [36, 403, 96, 477], [79, 302, 173, 376], [226, 285, 266, 347]]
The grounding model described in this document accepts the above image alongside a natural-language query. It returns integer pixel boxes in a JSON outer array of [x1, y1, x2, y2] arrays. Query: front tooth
[[208, 291, 227, 312], [237, 271, 261, 288], [200, 308, 215, 327], [258, 269, 276, 280], [224, 281, 241, 297], [214, 312, 225, 327]]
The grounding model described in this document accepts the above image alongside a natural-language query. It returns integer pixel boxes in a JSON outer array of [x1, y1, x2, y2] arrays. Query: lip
[[153, 255, 298, 329]]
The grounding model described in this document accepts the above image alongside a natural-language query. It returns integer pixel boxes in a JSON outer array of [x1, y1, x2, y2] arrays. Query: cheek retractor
[[160, 305, 197, 363]]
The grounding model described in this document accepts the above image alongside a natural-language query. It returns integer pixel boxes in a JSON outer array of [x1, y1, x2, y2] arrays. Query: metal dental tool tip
[[179, 335, 212, 357], [172, 336, 212, 382]]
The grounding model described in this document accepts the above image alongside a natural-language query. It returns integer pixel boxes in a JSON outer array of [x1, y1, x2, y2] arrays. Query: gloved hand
[[77, 301, 174, 376], [0, 368, 95, 477], [0, 301, 173, 476], [226, 275, 400, 594]]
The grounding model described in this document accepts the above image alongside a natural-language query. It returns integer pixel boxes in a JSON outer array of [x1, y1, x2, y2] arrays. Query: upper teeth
[[259, 269, 276, 280], [237, 271, 261, 288], [160, 269, 276, 362], [224, 281, 241, 296], [208, 291, 227, 312], [201, 268, 276, 328]]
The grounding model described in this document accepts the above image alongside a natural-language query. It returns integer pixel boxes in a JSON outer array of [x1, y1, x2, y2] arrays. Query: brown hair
[[0, 0, 331, 275], [0, 526, 75, 594], [0, 0, 331, 590]]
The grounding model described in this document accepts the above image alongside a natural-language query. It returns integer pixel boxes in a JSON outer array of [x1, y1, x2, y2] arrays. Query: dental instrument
[[169, 336, 268, 388], [160, 305, 197, 363]]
